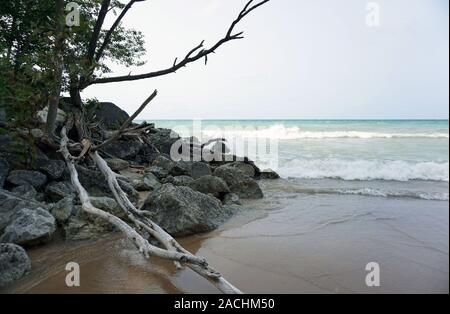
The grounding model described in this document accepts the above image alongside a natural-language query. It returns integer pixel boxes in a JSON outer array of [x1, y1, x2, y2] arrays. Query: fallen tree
[[1, 0, 271, 294], [60, 90, 243, 293]]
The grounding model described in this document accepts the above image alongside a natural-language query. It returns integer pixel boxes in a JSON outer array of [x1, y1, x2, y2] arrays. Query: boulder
[[91, 102, 129, 129], [7, 170, 47, 190], [0, 243, 31, 287], [45, 181, 75, 202], [0, 158, 9, 188], [223, 193, 241, 206], [0, 208, 56, 246], [105, 158, 130, 172], [64, 215, 112, 241], [132, 172, 161, 191], [90, 196, 124, 219], [227, 162, 256, 178], [37, 106, 67, 125], [39, 159, 66, 180], [152, 155, 190, 176], [103, 140, 159, 165], [50, 196, 75, 224], [11, 185, 37, 200], [190, 162, 212, 179], [147, 128, 180, 155], [73, 165, 139, 203], [141, 184, 236, 236], [64, 197, 125, 240], [0, 189, 48, 231], [188, 175, 230, 200], [148, 166, 169, 180], [0, 133, 48, 170], [260, 169, 280, 179], [214, 165, 263, 199], [162, 175, 194, 186]]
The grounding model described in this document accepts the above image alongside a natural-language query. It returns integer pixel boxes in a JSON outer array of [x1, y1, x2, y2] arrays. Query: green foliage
[[0, 0, 147, 122], [0, 59, 47, 128]]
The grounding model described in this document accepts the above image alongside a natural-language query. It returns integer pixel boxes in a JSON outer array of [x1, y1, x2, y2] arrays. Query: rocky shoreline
[[0, 102, 279, 288]]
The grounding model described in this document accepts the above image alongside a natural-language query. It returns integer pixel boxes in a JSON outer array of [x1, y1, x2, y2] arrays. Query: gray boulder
[[64, 216, 112, 241], [0, 158, 9, 188], [39, 159, 66, 180], [105, 158, 130, 172], [50, 196, 75, 224], [45, 181, 75, 202], [162, 175, 194, 186], [132, 172, 161, 191], [148, 166, 169, 180], [0, 133, 48, 170], [73, 165, 139, 203], [7, 170, 47, 189], [11, 185, 37, 200], [0, 243, 31, 287], [223, 193, 242, 206], [152, 155, 190, 176], [188, 175, 230, 200], [261, 169, 280, 179], [214, 165, 263, 199], [141, 184, 236, 236], [0, 208, 56, 246], [190, 162, 212, 179], [64, 198, 124, 241], [103, 139, 159, 165], [90, 196, 124, 219], [91, 102, 129, 129], [0, 189, 48, 231], [227, 162, 256, 178], [147, 128, 180, 155]]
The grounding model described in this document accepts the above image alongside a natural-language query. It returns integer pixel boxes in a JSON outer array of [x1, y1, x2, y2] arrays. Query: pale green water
[[139, 119, 449, 186]]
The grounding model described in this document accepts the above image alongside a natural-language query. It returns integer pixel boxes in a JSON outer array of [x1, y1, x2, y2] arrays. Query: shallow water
[[3, 179, 448, 294]]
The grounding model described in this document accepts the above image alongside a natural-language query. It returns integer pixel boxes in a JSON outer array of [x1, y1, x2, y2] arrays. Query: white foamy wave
[[201, 125, 449, 140], [278, 159, 449, 182], [335, 188, 449, 201]]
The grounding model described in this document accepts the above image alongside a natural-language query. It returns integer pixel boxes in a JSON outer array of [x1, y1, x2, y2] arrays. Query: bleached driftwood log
[[60, 124, 242, 294]]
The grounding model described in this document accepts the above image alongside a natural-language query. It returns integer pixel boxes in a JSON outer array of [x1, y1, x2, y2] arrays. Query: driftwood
[[53, 0, 271, 294], [59, 91, 243, 294]]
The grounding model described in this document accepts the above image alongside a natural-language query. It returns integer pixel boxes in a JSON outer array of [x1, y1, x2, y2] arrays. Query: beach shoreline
[[4, 178, 448, 294]]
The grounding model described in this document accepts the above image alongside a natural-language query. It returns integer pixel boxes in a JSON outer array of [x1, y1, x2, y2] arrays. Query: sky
[[82, 0, 450, 120]]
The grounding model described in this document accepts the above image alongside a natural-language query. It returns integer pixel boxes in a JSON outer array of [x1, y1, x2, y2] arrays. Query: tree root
[[60, 126, 242, 294]]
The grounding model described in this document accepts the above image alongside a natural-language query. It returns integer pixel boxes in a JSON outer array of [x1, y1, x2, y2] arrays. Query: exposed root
[[60, 126, 242, 294]]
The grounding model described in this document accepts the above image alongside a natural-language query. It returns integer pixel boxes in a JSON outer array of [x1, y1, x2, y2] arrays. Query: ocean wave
[[278, 159, 449, 182], [294, 187, 449, 201], [202, 125, 449, 140], [335, 188, 449, 201]]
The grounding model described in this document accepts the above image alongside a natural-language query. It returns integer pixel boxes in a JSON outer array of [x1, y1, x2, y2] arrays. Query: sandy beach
[[4, 178, 448, 294]]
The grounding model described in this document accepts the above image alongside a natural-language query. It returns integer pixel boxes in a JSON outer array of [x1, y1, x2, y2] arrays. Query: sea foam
[[202, 125, 449, 140], [278, 159, 449, 182]]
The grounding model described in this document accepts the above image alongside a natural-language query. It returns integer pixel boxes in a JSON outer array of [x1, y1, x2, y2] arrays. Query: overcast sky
[[82, 0, 449, 120]]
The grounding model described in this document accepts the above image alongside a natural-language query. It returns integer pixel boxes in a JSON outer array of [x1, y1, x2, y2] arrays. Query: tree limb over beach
[[84, 0, 270, 87]]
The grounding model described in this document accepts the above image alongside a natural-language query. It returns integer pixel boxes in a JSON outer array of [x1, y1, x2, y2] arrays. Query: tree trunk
[[45, 0, 65, 137]]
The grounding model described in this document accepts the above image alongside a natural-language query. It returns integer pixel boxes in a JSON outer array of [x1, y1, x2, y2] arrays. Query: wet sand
[[2, 179, 448, 294]]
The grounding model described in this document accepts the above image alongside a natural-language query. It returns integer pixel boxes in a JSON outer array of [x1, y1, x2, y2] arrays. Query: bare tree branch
[[86, 0, 111, 66], [93, 89, 158, 151], [86, 0, 270, 86], [95, 0, 146, 63]]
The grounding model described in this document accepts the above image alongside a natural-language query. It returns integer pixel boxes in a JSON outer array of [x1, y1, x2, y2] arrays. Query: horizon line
[[134, 118, 450, 121]]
